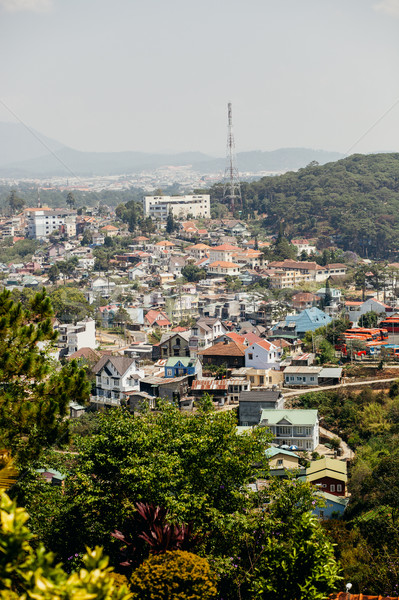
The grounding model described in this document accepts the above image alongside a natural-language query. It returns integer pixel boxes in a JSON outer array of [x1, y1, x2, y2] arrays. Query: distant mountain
[[0, 122, 344, 177], [0, 122, 65, 166]]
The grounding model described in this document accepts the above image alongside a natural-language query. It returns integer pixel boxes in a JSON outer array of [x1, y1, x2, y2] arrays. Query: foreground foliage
[[0, 289, 90, 463], [0, 494, 131, 600], [11, 403, 341, 599], [130, 550, 217, 600]]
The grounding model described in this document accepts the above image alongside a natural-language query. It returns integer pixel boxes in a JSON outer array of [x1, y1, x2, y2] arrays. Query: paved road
[[283, 377, 398, 399]]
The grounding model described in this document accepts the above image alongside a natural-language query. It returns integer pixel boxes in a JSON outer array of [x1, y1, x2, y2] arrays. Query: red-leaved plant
[[111, 502, 199, 569]]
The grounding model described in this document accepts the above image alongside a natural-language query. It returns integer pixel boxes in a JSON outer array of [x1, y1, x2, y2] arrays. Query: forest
[[209, 152, 399, 259]]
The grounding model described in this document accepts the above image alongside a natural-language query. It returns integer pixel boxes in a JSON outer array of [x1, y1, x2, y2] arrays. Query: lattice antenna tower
[[223, 102, 241, 213]]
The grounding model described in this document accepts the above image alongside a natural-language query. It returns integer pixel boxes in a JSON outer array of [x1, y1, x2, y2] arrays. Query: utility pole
[[223, 102, 242, 214]]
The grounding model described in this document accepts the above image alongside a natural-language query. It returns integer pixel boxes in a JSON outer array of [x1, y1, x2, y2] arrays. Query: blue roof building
[[273, 307, 332, 338]]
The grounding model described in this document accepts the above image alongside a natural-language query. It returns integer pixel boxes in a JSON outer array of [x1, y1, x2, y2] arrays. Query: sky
[[1, 0, 399, 156]]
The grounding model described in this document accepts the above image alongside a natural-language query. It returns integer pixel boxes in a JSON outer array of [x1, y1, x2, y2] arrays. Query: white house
[[91, 356, 145, 407], [190, 317, 228, 351], [344, 297, 395, 326], [259, 409, 319, 451], [56, 317, 96, 357], [245, 339, 282, 371]]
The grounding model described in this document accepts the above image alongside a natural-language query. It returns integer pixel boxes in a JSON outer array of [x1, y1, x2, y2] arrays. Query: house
[[313, 491, 349, 519], [291, 292, 321, 310], [265, 447, 301, 471], [186, 243, 211, 260], [231, 366, 284, 388], [245, 338, 282, 370], [208, 244, 242, 263], [90, 276, 116, 297], [144, 309, 172, 330], [101, 224, 119, 237], [207, 261, 241, 276], [291, 239, 317, 256], [198, 340, 246, 369], [344, 296, 396, 325], [305, 457, 347, 496], [283, 366, 342, 387], [152, 331, 191, 360], [91, 356, 144, 407], [191, 377, 250, 405], [239, 391, 284, 426], [258, 409, 319, 451], [55, 317, 96, 357], [164, 357, 202, 379], [139, 374, 190, 404], [190, 317, 227, 351], [273, 307, 332, 338]]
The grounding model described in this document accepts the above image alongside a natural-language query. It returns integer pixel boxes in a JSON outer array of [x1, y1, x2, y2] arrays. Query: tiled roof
[[208, 261, 240, 268], [210, 244, 242, 252], [145, 309, 171, 326], [198, 340, 246, 357]]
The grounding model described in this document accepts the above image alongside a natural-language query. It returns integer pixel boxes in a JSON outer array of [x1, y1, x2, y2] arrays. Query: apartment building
[[55, 317, 96, 357], [143, 194, 210, 220], [26, 208, 77, 240]]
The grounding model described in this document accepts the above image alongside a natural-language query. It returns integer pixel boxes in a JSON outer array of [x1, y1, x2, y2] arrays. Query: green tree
[[49, 287, 93, 323], [81, 229, 93, 246], [181, 264, 206, 282], [66, 191, 76, 209], [166, 211, 178, 234], [48, 264, 60, 284], [8, 189, 25, 214], [359, 310, 379, 328], [0, 289, 90, 463]]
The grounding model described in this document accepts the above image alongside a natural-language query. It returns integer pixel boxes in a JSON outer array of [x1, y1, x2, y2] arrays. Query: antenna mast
[[223, 102, 241, 214]]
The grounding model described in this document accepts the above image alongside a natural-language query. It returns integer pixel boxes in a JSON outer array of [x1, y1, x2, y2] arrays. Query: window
[[330, 484, 335, 492], [259, 376, 264, 385], [297, 427, 303, 434], [310, 377, 315, 381], [250, 376, 254, 383], [337, 484, 342, 492], [248, 353, 253, 360]]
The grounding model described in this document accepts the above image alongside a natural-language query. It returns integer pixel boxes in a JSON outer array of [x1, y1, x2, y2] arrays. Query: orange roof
[[187, 243, 211, 250], [101, 225, 118, 231], [155, 240, 175, 247], [144, 309, 172, 326], [226, 332, 246, 344], [210, 244, 242, 252], [208, 261, 240, 268]]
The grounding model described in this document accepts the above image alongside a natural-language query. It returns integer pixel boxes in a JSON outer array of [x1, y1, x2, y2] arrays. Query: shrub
[[129, 550, 217, 599]]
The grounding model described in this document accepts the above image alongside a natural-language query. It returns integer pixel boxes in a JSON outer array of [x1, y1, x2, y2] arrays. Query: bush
[[129, 550, 217, 599]]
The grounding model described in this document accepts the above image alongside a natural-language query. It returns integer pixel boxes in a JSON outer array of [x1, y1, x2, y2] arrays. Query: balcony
[[90, 396, 120, 406]]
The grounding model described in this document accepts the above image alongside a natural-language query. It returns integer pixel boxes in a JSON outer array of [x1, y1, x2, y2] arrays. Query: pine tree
[[0, 289, 90, 464]]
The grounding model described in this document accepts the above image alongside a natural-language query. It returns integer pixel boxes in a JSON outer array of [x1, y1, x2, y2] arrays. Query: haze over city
[[1, 0, 399, 157]]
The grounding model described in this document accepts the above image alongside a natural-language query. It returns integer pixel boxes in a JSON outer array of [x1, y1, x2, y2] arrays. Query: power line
[[345, 96, 399, 155], [0, 97, 83, 183]]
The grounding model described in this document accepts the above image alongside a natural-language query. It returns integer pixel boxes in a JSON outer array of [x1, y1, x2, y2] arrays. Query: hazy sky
[[1, 0, 399, 156]]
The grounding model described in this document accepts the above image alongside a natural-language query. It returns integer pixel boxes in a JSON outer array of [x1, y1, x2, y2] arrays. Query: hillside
[[211, 153, 399, 259]]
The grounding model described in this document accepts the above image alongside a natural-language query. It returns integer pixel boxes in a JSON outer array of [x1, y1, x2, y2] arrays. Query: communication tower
[[223, 102, 241, 213]]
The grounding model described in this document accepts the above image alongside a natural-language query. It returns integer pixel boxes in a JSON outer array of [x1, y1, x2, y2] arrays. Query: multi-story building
[[25, 208, 77, 240], [259, 409, 319, 451], [143, 194, 210, 220], [91, 356, 144, 407], [55, 317, 96, 357]]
